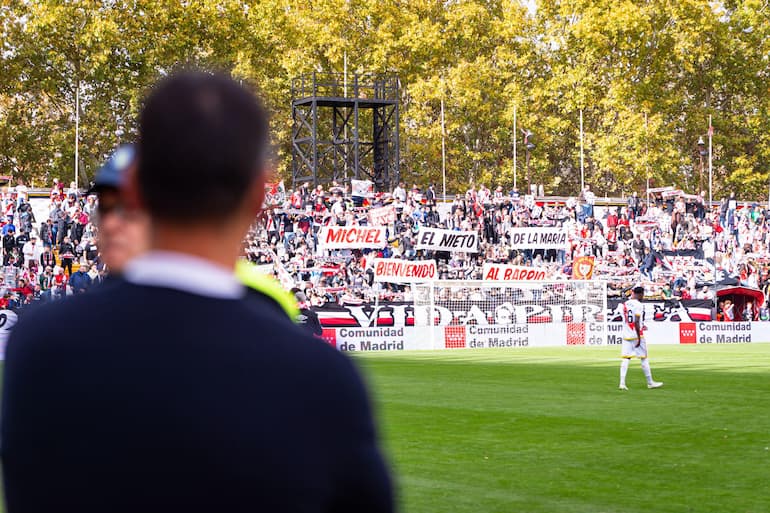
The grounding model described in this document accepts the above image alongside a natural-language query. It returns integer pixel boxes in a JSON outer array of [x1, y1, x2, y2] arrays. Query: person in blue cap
[[88, 144, 150, 274]]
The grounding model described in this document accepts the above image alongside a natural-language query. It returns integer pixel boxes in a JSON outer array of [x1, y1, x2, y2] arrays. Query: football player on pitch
[[619, 286, 664, 390]]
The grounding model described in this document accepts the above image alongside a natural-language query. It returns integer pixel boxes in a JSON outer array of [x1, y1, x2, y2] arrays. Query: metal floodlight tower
[[291, 72, 400, 191]]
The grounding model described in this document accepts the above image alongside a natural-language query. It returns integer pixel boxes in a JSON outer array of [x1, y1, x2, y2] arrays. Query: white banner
[[368, 205, 396, 226], [415, 227, 479, 253], [692, 321, 757, 344], [324, 326, 434, 352], [482, 263, 547, 281], [455, 323, 566, 349], [508, 227, 569, 249], [324, 322, 770, 352], [317, 226, 387, 249], [373, 258, 437, 283], [351, 179, 373, 197], [662, 189, 683, 198]]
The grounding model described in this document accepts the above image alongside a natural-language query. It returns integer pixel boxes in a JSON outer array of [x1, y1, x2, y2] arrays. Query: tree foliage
[[1, 0, 769, 199]]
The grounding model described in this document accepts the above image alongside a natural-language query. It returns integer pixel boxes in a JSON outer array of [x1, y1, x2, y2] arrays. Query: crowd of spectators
[[245, 181, 770, 315], [0, 179, 103, 309], [5, 175, 770, 320]]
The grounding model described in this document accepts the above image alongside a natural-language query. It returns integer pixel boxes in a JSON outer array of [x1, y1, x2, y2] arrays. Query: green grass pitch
[[353, 345, 770, 513], [0, 345, 767, 512]]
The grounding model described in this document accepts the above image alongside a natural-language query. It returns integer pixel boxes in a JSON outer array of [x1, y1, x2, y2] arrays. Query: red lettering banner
[[481, 263, 548, 281], [373, 258, 437, 283], [317, 226, 388, 249]]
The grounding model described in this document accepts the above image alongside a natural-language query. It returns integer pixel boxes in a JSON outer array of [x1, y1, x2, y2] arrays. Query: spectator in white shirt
[[697, 286, 713, 300], [331, 199, 344, 217], [392, 182, 406, 203], [15, 180, 29, 206], [21, 236, 41, 268]]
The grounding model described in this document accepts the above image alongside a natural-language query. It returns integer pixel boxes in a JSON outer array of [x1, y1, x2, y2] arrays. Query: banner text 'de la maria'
[[508, 227, 569, 250]]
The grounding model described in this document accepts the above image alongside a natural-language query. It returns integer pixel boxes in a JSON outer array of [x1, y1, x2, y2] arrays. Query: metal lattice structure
[[291, 72, 400, 191]]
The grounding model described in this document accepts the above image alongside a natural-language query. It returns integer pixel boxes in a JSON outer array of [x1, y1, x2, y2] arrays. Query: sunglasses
[[94, 196, 127, 222]]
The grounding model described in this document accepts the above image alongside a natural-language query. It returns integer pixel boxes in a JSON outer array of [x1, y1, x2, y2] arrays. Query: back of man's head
[[138, 71, 268, 222]]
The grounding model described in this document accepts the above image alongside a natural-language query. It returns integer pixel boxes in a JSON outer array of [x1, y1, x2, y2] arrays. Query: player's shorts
[[621, 337, 648, 359]]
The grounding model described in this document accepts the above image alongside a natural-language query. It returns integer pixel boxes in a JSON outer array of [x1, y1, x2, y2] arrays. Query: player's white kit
[[620, 298, 647, 359], [618, 292, 662, 390], [0, 309, 19, 360]]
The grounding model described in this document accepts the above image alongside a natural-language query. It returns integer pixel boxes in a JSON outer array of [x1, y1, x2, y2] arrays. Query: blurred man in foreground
[[1, 72, 392, 513]]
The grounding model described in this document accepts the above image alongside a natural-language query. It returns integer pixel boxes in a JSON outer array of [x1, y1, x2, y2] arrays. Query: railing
[[291, 72, 399, 101]]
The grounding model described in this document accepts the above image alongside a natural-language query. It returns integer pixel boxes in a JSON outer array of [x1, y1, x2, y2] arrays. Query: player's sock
[[641, 358, 653, 384], [619, 358, 629, 387]]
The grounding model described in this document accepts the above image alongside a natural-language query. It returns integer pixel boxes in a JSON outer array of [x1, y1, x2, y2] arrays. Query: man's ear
[[248, 170, 267, 216], [121, 162, 143, 211]]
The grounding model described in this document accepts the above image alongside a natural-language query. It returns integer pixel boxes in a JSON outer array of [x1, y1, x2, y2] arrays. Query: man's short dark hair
[[138, 71, 269, 222], [632, 286, 645, 295]]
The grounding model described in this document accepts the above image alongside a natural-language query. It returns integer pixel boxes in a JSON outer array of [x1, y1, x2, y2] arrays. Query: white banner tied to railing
[[317, 226, 387, 249], [415, 227, 479, 253], [508, 227, 569, 250], [351, 179, 373, 197], [373, 258, 437, 283], [368, 205, 396, 226]]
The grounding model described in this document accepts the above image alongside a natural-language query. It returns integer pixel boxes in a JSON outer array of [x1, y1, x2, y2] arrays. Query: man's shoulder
[[6, 284, 117, 359], [238, 295, 351, 366], [10, 282, 346, 364], [15, 279, 125, 320]]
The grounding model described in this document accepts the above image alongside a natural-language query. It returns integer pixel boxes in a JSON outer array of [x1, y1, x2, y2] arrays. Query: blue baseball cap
[[89, 144, 135, 193]]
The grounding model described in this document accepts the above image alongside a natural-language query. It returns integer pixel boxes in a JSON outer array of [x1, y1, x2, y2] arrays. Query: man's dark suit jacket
[[1, 280, 393, 513]]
